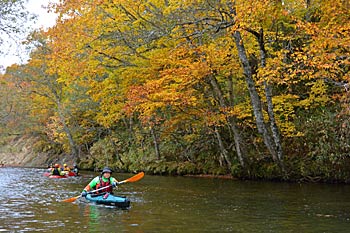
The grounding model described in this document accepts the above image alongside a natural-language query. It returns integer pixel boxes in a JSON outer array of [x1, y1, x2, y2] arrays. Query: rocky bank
[[0, 136, 75, 168]]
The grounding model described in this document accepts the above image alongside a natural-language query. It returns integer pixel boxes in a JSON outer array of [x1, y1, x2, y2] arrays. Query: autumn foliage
[[1, 0, 349, 182]]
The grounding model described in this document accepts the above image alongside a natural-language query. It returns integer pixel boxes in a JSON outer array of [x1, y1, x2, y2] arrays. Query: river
[[0, 167, 349, 232]]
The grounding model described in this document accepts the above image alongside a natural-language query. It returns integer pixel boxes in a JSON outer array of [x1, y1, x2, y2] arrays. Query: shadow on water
[[0, 167, 350, 232]]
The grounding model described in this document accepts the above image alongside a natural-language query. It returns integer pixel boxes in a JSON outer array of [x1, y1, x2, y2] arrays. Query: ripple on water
[[0, 168, 82, 228], [1, 167, 350, 232]]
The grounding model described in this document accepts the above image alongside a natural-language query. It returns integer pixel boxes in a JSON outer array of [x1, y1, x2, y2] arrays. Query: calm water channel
[[0, 167, 350, 232]]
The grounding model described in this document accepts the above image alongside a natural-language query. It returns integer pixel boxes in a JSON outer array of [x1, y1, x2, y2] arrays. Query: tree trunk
[[56, 100, 79, 157], [150, 125, 160, 160], [256, 28, 284, 164], [214, 126, 232, 169], [232, 30, 285, 172], [208, 74, 245, 168]]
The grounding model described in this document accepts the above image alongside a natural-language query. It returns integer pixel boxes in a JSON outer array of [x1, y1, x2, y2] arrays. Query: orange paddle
[[118, 171, 145, 184]]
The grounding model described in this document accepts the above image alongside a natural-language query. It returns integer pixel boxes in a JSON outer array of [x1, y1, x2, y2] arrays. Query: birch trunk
[[214, 126, 232, 169], [256, 28, 284, 163], [150, 126, 160, 160], [56, 100, 78, 157], [208, 75, 245, 167], [233, 30, 285, 171]]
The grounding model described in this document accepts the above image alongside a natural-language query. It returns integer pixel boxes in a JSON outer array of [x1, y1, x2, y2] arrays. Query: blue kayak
[[85, 193, 130, 208]]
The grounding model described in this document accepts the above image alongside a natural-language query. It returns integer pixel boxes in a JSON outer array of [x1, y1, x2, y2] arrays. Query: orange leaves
[[5, 0, 348, 151], [124, 45, 211, 127]]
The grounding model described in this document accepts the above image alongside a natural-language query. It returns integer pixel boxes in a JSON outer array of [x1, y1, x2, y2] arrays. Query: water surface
[[0, 167, 349, 232]]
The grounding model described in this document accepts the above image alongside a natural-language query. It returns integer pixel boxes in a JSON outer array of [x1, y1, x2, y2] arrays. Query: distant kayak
[[84, 193, 130, 208], [67, 171, 79, 176], [49, 175, 68, 179], [43, 171, 78, 177], [43, 172, 50, 177]]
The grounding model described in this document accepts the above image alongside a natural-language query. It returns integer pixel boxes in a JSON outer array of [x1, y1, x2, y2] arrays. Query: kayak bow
[[85, 193, 130, 208]]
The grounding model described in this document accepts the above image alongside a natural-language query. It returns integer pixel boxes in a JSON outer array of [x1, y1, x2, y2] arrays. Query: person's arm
[[111, 177, 119, 187], [111, 177, 119, 183], [59, 169, 65, 176], [83, 177, 99, 192], [82, 177, 99, 197]]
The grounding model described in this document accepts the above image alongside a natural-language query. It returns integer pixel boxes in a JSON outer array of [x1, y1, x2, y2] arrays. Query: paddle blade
[[62, 195, 81, 203], [120, 172, 144, 184]]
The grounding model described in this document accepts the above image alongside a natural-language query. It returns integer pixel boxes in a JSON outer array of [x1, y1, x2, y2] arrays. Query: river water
[[0, 167, 350, 232]]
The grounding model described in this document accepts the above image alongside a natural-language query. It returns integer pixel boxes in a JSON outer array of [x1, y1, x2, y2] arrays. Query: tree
[[0, 0, 35, 71], [7, 0, 348, 179]]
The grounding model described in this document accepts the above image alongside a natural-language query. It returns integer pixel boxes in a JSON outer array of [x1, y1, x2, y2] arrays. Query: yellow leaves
[[45, 115, 65, 143], [13, 0, 348, 147], [299, 79, 330, 109], [272, 94, 302, 137], [233, 0, 298, 31]]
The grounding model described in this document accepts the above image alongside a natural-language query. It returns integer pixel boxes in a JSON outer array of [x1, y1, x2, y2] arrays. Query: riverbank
[[184, 174, 235, 179], [2, 135, 350, 183], [0, 135, 74, 168]]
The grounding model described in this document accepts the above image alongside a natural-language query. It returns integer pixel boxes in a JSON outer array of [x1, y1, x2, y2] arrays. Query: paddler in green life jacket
[[81, 167, 118, 197], [51, 164, 65, 176]]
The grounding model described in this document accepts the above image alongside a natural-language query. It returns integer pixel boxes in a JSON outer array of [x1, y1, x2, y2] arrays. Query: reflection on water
[[0, 167, 350, 232]]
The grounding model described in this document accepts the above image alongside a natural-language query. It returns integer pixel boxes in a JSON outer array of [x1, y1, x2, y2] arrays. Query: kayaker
[[46, 164, 53, 172], [51, 164, 65, 176], [63, 164, 71, 172], [81, 167, 118, 197], [72, 164, 79, 175]]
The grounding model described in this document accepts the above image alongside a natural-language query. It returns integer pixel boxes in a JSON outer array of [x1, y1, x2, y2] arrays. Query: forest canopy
[[1, 0, 349, 182]]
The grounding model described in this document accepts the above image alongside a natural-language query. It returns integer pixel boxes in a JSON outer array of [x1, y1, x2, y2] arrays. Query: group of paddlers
[[47, 163, 79, 176]]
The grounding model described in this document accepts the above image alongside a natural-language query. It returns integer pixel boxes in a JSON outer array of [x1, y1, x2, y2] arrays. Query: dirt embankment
[[0, 136, 74, 168]]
